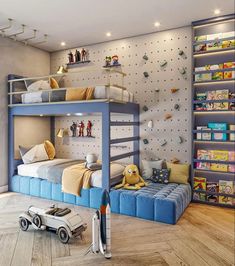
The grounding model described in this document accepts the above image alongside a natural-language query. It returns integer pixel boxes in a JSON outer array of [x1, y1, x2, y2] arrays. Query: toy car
[[19, 205, 87, 244]]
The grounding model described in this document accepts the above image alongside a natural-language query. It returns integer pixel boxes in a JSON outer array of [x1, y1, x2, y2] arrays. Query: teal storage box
[[208, 123, 227, 140]]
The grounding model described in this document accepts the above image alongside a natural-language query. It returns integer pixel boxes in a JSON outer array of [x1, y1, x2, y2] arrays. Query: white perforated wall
[[51, 26, 192, 164]]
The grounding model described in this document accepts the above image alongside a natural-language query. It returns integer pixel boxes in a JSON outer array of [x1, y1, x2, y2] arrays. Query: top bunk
[[8, 67, 138, 115]]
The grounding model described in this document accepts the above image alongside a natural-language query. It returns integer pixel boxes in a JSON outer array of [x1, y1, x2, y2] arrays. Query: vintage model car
[[19, 205, 87, 244]]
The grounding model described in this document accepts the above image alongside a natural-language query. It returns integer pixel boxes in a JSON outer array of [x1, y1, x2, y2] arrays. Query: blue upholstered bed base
[[10, 175, 191, 224]]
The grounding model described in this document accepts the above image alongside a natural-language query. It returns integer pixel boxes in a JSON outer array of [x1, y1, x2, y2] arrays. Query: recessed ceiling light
[[106, 32, 111, 37], [67, 113, 71, 116], [61, 41, 66, 46], [214, 9, 221, 15], [154, 22, 160, 27], [39, 114, 43, 117]]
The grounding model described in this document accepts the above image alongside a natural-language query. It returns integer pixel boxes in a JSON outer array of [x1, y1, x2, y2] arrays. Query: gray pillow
[[141, 159, 163, 179], [86, 162, 102, 171]]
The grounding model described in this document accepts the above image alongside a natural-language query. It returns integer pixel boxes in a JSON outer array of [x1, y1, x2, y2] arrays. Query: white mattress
[[17, 159, 125, 188], [21, 86, 133, 104]]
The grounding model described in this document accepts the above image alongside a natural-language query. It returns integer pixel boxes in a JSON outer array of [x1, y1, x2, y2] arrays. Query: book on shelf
[[195, 73, 212, 82], [214, 90, 229, 110], [219, 180, 234, 205], [208, 122, 228, 140], [193, 192, 206, 201], [229, 124, 235, 141], [196, 126, 208, 140], [224, 62, 235, 69], [206, 181, 219, 203], [228, 151, 235, 173], [193, 177, 206, 191], [212, 72, 223, 81], [211, 150, 229, 161], [222, 40, 235, 49], [194, 35, 207, 42], [210, 163, 228, 172]]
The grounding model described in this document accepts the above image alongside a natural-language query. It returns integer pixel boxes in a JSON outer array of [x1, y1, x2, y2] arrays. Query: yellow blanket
[[62, 163, 94, 196], [65, 87, 94, 101]]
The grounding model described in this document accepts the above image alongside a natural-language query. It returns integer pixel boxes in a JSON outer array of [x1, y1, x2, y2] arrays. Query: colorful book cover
[[219, 180, 234, 205], [206, 90, 216, 110], [224, 62, 235, 69], [207, 195, 218, 202], [197, 149, 211, 160], [206, 182, 219, 193], [212, 72, 223, 80], [222, 40, 235, 49], [209, 64, 223, 70], [195, 66, 207, 72], [193, 192, 206, 201], [208, 122, 228, 140], [196, 126, 208, 140], [201, 129, 212, 140], [206, 41, 222, 51], [196, 162, 211, 170], [195, 35, 207, 41], [193, 177, 206, 191], [207, 33, 223, 40], [228, 165, 235, 173], [195, 73, 212, 82], [229, 125, 235, 141], [195, 44, 207, 52], [224, 71, 235, 79], [210, 163, 228, 172], [195, 92, 207, 110], [228, 151, 235, 161], [214, 90, 229, 110], [211, 150, 229, 161]]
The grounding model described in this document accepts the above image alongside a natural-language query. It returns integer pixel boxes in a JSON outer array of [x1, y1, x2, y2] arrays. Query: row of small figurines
[[70, 121, 93, 137]]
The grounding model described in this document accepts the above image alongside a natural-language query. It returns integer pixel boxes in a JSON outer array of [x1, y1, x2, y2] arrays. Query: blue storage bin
[[76, 189, 90, 207], [41, 180, 52, 200]]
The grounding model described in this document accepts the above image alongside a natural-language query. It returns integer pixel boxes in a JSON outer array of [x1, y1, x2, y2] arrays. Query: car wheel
[[19, 217, 29, 231], [32, 214, 42, 229], [58, 227, 70, 244]]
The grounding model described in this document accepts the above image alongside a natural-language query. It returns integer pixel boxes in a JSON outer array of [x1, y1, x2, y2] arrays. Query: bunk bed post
[[50, 116, 55, 145], [102, 104, 110, 191], [133, 107, 140, 168], [8, 111, 14, 186]]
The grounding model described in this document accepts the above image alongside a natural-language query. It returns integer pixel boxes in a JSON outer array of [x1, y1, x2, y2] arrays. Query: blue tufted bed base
[[10, 175, 191, 224]]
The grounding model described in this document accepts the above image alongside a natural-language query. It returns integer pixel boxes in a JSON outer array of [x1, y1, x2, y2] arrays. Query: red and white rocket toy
[[90, 189, 111, 259]]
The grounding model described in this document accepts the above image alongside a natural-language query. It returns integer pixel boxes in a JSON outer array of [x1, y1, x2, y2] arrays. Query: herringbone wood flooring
[[0, 192, 234, 266]]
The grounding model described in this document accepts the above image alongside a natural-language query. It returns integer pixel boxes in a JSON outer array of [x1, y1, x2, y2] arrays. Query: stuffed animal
[[115, 164, 146, 190]]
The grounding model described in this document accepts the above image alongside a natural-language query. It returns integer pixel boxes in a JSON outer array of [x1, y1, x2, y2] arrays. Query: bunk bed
[[8, 70, 191, 224]]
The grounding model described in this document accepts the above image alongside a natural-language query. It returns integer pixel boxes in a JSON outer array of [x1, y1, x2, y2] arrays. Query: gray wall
[[0, 36, 50, 189], [51, 26, 192, 165]]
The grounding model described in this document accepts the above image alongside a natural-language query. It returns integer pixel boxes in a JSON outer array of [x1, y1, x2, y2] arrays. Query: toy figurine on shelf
[[105, 56, 112, 67], [81, 48, 87, 62], [68, 51, 74, 64], [78, 121, 85, 137], [112, 55, 119, 65], [75, 50, 81, 62], [86, 120, 93, 137], [70, 122, 77, 137]]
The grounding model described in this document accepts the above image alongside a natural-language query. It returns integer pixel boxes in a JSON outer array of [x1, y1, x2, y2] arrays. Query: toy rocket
[[91, 189, 111, 259]]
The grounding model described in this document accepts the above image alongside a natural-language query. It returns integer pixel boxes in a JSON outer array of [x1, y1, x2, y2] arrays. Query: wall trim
[[0, 185, 8, 193]]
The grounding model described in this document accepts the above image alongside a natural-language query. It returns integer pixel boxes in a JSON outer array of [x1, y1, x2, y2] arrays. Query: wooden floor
[[0, 193, 234, 266]]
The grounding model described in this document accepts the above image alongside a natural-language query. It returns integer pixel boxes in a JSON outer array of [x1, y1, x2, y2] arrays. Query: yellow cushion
[[166, 162, 189, 184], [50, 78, 59, 89], [44, 140, 56, 160], [65, 88, 87, 101]]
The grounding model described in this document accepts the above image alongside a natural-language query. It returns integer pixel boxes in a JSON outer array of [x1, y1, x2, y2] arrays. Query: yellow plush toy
[[115, 164, 147, 190]]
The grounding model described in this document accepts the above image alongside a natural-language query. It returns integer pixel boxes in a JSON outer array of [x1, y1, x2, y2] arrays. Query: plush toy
[[115, 164, 146, 190]]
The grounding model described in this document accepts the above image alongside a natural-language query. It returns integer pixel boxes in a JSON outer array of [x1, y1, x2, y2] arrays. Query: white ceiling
[[0, 0, 234, 52]]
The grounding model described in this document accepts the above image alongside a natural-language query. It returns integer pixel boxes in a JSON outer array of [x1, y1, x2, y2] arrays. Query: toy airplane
[[85, 189, 111, 259]]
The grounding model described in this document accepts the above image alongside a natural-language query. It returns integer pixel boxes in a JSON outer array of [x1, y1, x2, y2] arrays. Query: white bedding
[[21, 85, 133, 104], [17, 159, 124, 188]]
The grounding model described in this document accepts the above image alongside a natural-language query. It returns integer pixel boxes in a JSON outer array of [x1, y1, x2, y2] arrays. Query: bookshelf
[[192, 14, 235, 208]]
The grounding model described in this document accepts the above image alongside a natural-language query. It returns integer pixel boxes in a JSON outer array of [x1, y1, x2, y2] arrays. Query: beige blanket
[[65, 87, 94, 101], [62, 163, 94, 196]]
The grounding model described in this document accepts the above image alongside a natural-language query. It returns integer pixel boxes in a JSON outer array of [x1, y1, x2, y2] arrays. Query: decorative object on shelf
[[57, 65, 68, 74], [70, 122, 77, 137], [105, 56, 112, 67], [171, 87, 179, 93], [171, 157, 180, 164], [81, 48, 88, 62], [159, 140, 167, 146], [68, 51, 74, 64], [115, 164, 146, 190], [143, 54, 148, 61], [57, 128, 69, 138], [147, 120, 153, 129], [160, 60, 167, 67], [142, 105, 148, 112], [112, 55, 119, 66], [86, 120, 93, 137], [75, 49, 81, 62], [178, 136, 183, 144], [78, 121, 85, 137], [143, 71, 149, 78], [174, 103, 180, 110], [143, 139, 149, 144], [164, 113, 172, 120]]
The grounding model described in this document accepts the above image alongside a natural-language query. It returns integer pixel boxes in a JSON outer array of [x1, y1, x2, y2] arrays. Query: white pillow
[[141, 159, 163, 179], [20, 143, 49, 164], [27, 80, 51, 92]]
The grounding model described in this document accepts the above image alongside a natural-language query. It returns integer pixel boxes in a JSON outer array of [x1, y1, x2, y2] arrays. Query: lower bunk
[[10, 175, 191, 225]]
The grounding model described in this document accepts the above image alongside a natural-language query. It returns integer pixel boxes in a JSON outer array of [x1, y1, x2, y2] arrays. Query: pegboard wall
[[51, 26, 192, 164]]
